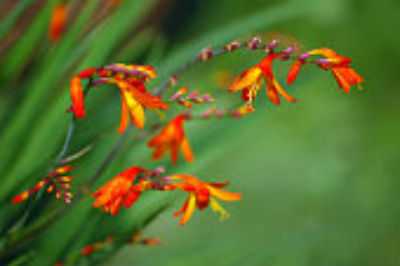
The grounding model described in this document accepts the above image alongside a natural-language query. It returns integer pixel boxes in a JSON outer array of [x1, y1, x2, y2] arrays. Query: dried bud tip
[[187, 91, 200, 100], [170, 87, 188, 101], [198, 48, 213, 61], [268, 39, 279, 50], [169, 75, 178, 86], [247, 37, 262, 50], [283, 46, 295, 55], [298, 53, 310, 61], [151, 167, 166, 176], [224, 41, 241, 52], [202, 94, 214, 102]]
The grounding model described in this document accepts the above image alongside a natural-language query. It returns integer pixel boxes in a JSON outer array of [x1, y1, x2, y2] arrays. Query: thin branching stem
[[154, 41, 267, 96]]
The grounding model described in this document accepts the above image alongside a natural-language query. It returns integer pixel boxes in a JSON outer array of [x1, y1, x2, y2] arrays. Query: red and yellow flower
[[69, 64, 168, 133], [93, 166, 154, 215], [147, 114, 193, 165], [165, 174, 241, 225], [287, 48, 363, 93], [229, 52, 297, 106]]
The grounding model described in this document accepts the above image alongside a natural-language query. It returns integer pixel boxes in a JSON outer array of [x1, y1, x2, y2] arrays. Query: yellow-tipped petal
[[266, 79, 280, 105], [180, 137, 194, 163], [273, 79, 296, 103], [229, 66, 262, 92], [208, 186, 241, 202], [307, 48, 337, 58], [209, 198, 230, 221], [180, 193, 196, 225], [121, 90, 145, 129]]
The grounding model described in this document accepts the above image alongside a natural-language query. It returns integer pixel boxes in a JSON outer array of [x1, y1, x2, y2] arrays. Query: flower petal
[[287, 60, 303, 85], [332, 68, 351, 93], [195, 188, 210, 209], [273, 79, 296, 103], [129, 86, 168, 110], [266, 79, 280, 105], [229, 66, 262, 92], [118, 98, 129, 134], [180, 137, 194, 163], [70, 77, 86, 118], [180, 193, 197, 225], [121, 89, 145, 129], [170, 142, 180, 165], [207, 186, 241, 202], [209, 198, 230, 221]]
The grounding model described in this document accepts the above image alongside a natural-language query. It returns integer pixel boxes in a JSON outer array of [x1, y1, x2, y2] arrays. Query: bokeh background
[[0, 0, 399, 265]]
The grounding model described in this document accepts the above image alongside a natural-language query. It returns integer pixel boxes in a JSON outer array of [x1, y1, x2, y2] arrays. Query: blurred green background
[[1, 0, 399, 265]]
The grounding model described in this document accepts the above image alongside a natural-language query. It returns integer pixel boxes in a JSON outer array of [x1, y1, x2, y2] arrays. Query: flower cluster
[[92, 166, 241, 225], [65, 36, 363, 226], [12, 35, 364, 255], [12, 165, 74, 204], [287, 48, 364, 93], [92, 166, 159, 215], [229, 40, 363, 111]]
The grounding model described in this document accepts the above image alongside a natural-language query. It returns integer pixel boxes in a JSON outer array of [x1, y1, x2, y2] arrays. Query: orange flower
[[70, 77, 86, 118], [49, 4, 68, 42], [12, 165, 74, 204], [166, 174, 241, 225], [147, 114, 193, 165], [308, 48, 363, 93], [69, 64, 168, 133], [229, 53, 296, 106], [93, 166, 153, 215]]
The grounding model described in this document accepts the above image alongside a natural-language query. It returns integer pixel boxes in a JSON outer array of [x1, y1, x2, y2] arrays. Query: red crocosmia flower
[[69, 64, 167, 132], [49, 4, 68, 42], [147, 114, 193, 165], [93, 167, 153, 215], [230, 53, 296, 106], [166, 174, 241, 225], [308, 48, 364, 93], [114, 79, 168, 133], [70, 77, 86, 118]]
